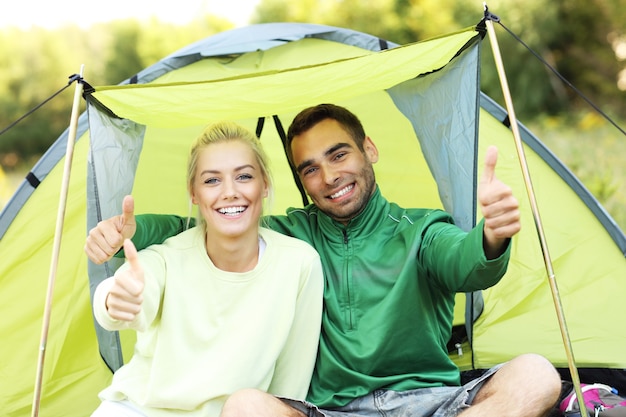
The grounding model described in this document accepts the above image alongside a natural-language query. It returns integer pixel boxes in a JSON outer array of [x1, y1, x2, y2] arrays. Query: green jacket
[[131, 186, 511, 408]]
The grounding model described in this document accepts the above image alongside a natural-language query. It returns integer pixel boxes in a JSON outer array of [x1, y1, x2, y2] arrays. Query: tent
[[1, 20, 625, 417]]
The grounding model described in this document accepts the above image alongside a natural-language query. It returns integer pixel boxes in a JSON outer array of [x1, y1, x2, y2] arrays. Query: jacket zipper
[[342, 229, 353, 328]]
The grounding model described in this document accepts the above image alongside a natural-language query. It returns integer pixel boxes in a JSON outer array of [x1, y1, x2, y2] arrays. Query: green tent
[[1, 22, 624, 417]]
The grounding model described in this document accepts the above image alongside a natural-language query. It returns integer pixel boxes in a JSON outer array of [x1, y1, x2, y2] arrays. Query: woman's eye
[[237, 173, 253, 181], [204, 178, 219, 184]]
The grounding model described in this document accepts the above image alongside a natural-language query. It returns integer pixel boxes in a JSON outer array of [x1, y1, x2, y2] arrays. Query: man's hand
[[105, 239, 144, 321], [84, 195, 136, 264], [478, 146, 521, 259]]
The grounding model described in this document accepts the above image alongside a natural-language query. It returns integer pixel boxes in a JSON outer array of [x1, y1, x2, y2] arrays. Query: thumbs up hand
[[105, 239, 145, 322], [478, 146, 521, 259], [85, 195, 137, 264]]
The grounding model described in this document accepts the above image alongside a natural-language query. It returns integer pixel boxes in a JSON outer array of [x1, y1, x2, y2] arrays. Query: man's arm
[[120, 214, 195, 257], [84, 195, 194, 264]]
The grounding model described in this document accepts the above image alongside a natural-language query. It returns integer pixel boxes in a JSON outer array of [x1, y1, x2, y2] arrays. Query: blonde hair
[[187, 121, 274, 230]]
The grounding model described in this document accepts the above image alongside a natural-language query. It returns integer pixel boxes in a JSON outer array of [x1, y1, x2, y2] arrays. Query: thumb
[[123, 239, 143, 284], [481, 146, 498, 185], [119, 195, 135, 229]]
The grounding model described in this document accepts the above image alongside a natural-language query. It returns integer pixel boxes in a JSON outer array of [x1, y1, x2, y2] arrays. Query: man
[[86, 104, 561, 417]]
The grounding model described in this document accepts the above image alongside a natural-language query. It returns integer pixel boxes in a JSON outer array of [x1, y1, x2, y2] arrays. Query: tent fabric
[[86, 26, 484, 372], [473, 101, 626, 368], [480, 95, 626, 255], [91, 30, 479, 128], [0, 115, 90, 239], [1, 21, 625, 417], [87, 109, 146, 371]]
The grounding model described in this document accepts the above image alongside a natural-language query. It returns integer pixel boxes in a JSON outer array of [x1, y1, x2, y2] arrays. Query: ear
[[189, 186, 198, 205], [263, 178, 269, 198], [363, 136, 379, 164]]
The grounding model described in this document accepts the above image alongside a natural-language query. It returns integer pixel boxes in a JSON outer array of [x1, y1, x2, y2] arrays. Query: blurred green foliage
[[0, 0, 624, 230], [253, 0, 626, 118], [0, 16, 232, 165]]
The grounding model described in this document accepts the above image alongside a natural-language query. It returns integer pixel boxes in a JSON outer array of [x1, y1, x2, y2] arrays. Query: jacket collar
[[315, 185, 389, 241]]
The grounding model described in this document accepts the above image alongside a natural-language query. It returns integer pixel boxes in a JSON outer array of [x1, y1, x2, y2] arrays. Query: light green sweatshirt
[[94, 227, 323, 417]]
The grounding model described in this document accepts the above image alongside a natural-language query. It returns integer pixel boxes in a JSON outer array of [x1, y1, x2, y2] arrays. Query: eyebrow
[[296, 142, 351, 173], [200, 164, 256, 176]]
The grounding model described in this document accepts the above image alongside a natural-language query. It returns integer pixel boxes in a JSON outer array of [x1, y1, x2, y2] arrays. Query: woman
[[91, 122, 324, 417]]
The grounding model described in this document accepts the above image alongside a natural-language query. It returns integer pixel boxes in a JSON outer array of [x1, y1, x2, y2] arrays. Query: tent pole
[[482, 7, 589, 417], [31, 66, 85, 417]]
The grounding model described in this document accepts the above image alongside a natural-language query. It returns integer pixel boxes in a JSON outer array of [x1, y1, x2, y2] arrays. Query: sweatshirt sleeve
[[92, 276, 147, 331], [93, 250, 165, 332], [266, 252, 324, 399]]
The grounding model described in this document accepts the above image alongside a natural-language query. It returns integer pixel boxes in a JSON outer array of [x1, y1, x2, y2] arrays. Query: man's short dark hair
[[286, 104, 367, 165]]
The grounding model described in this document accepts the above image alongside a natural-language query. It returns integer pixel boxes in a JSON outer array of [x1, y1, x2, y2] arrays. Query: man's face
[[291, 118, 378, 224]]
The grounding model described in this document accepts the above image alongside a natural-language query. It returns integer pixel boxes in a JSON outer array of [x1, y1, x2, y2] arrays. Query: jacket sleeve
[[421, 217, 512, 293], [122, 211, 305, 256], [114, 214, 196, 258], [266, 252, 324, 399]]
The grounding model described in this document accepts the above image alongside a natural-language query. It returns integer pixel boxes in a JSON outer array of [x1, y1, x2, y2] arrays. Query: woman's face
[[190, 140, 268, 239]]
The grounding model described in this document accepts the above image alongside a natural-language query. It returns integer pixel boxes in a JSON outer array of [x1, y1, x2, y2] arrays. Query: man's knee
[[221, 389, 306, 417], [221, 388, 269, 416], [513, 353, 560, 382], [507, 353, 562, 402], [478, 354, 561, 401]]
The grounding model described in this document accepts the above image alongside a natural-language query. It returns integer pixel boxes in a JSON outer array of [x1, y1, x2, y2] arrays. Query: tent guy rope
[[0, 74, 81, 137], [31, 66, 85, 417], [482, 5, 589, 417]]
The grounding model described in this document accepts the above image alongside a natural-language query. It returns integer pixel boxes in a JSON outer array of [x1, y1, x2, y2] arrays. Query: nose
[[321, 164, 339, 185], [222, 179, 238, 199]]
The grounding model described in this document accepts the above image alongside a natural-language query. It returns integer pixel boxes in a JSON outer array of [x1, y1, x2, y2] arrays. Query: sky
[[0, 0, 262, 29]]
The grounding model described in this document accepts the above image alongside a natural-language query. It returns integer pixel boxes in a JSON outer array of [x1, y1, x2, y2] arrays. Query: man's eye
[[302, 167, 317, 176], [334, 152, 346, 160]]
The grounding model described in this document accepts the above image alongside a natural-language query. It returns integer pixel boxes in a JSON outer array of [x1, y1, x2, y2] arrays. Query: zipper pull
[[595, 404, 604, 417]]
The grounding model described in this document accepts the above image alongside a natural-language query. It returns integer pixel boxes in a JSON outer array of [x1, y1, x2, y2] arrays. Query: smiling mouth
[[218, 206, 247, 216], [328, 184, 354, 199]]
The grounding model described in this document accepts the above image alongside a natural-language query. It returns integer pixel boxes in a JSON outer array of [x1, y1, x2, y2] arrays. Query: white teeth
[[330, 185, 353, 199], [218, 206, 246, 215]]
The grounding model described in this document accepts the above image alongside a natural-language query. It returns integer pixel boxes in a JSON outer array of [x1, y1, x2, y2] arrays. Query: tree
[[252, 0, 626, 119], [0, 17, 231, 164]]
